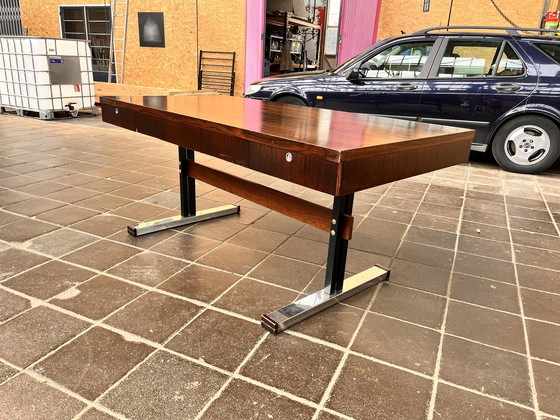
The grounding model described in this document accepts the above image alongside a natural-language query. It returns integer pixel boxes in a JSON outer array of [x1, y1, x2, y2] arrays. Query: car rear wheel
[[274, 95, 308, 106], [491, 115, 560, 174]]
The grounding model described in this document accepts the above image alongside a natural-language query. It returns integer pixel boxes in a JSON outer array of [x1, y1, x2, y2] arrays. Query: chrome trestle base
[[127, 205, 240, 237], [261, 265, 390, 334]]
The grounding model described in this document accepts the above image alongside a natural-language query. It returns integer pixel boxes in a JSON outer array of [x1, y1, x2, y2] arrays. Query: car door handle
[[494, 83, 522, 92], [396, 82, 419, 91]]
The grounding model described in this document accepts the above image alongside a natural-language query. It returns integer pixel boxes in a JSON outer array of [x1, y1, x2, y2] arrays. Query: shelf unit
[[265, 11, 322, 74]]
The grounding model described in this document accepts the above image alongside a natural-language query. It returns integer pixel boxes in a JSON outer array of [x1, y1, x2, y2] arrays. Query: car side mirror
[[347, 66, 362, 82]]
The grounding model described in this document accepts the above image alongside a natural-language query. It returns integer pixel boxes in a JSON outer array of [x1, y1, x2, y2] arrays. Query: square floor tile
[[199, 243, 268, 275], [33, 327, 153, 400], [405, 226, 457, 250], [0, 218, 58, 242], [26, 228, 97, 257], [4, 260, 96, 299], [72, 214, 134, 237], [526, 319, 560, 364], [214, 278, 299, 319], [0, 288, 31, 321], [439, 335, 532, 405], [457, 235, 512, 261], [227, 226, 289, 253], [62, 240, 140, 271], [454, 252, 516, 283], [396, 241, 454, 270], [100, 351, 227, 419], [106, 292, 202, 343], [0, 374, 86, 420], [511, 230, 560, 252], [521, 288, 560, 324], [0, 306, 89, 368], [446, 301, 525, 352], [185, 218, 246, 241], [460, 220, 510, 242], [44, 187, 100, 204], [166, 309, 264, 371], [202, 379, 316, 419], [108, 227, 176, 249], [326, 354, 432, 420], [150, 233, 221, 261], [36, 204, 99, 225], [50, 275, 144, 320], [0, 248, 49, 281], [0, 362, 18, 383], [352, 312, 440, 375], [107, 251, 186, 287], [372, 283, 446, 329], [291, 303, 365, 347], [533, 360, 560, 417], [4, 197, 65, 217], [517, 265, 560, 294], [241, 334, 343, 403], [434, 383, 536, 420], [248, 254, 321, 291], [274, 236, 328, 266], [389, 259, 450, 295], [159, 264, 240, 303], [514, 245, 560, 271], [0, 210, 26, 227], [450, 273, 520, 313]]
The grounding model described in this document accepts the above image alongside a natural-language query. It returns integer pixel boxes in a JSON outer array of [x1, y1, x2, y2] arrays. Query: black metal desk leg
[[179, 147, 197, 217], [261, 193, 390, 334], [127, 146, 240, 237], [325, 194, 354, 295]]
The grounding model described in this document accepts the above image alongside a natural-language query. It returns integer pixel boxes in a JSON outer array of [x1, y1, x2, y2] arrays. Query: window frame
[[346, 36, 443, 81], [59, 5, 111, 81], [427, 36, 527, 80]]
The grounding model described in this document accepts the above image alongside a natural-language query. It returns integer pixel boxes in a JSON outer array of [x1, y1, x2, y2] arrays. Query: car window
[[534, 42, 560, 64], [435, 40, 523, 78], [359, 41, 435, 79], [495, 43, 524, 76]]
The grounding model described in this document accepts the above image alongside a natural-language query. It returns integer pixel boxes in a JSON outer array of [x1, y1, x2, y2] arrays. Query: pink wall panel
[[337, 0, 382, 65], [245, 0, 265, 91]]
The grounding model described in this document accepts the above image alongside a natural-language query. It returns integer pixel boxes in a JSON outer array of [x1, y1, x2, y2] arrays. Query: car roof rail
[[413, 26, 560, 37]]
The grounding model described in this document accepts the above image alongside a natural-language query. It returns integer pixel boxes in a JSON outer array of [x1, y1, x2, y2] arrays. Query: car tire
[[274, 95, 308, 106], [491, 115, 560, 174]]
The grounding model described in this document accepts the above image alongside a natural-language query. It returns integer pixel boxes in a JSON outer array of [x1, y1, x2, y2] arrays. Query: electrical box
[[0, 37, 97, 119]]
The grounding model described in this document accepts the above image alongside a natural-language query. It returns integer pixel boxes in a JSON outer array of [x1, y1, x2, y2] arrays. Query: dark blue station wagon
[[244, 26, 560, 174]]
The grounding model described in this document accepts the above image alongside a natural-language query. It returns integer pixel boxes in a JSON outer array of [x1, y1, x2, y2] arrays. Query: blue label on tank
[[49, 58, 63, 64]]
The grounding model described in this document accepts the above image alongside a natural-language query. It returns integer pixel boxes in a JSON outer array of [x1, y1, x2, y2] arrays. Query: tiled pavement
[[0, 112, 559, 420]]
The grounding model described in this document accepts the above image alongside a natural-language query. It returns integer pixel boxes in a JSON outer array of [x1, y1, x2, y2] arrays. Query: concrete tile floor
[[0, 112, 559, 420]]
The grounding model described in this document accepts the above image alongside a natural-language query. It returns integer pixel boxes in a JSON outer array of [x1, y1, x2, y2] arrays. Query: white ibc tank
[[0, 37, 96, 118]]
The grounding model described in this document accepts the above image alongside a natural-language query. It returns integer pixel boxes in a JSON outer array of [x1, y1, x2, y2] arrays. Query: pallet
[[0, 106, 98, 120]]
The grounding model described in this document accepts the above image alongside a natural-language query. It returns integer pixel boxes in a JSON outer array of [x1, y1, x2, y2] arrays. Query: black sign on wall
[[138, 12, 165, 48], [423, 0, 430, 12]]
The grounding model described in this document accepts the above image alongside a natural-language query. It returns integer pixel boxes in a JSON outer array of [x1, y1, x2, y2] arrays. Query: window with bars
[[60, 6, 111, 81]]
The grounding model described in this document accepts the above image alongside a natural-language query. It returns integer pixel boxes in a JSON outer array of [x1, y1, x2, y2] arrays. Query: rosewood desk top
[[100, 95, 474, 196]]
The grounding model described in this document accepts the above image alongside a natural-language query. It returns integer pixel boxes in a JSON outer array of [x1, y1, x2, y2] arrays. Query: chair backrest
[[198, 51, 236, 96]]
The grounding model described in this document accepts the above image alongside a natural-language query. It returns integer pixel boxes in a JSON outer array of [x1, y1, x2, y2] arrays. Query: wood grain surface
[[100, 95, 474, 195]]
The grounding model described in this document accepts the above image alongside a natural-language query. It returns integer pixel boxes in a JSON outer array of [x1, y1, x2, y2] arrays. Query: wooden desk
[[100, 95, 474, 334]]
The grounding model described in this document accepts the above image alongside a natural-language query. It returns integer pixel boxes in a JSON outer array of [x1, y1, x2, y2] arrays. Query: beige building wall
[[378, 0, 545, 39], [19, 0, 246, 94]]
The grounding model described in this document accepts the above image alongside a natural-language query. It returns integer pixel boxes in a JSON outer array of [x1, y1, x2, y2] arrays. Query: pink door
[[244, 0, 266, 91], [337, 0, 382, 65]]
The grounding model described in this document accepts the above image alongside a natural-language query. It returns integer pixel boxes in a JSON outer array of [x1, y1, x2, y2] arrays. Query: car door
[[417, 37, 538, 145], [321, 38, 441, 120]]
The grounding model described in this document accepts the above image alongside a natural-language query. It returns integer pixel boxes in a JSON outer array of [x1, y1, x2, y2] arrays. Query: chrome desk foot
[[261, 265, 390, 334], [128, 204, 240, 237]]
